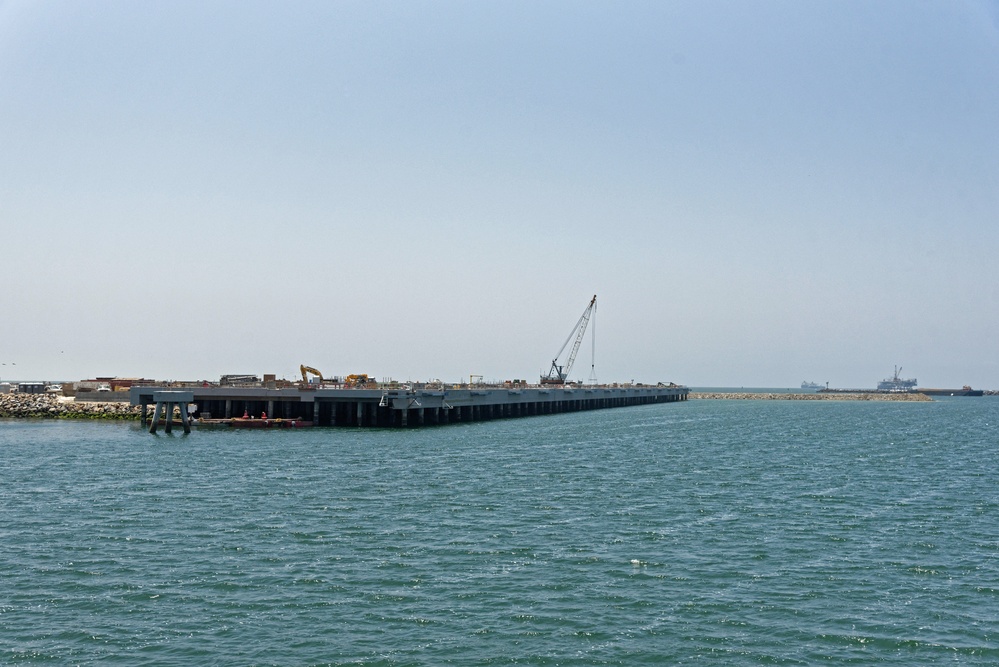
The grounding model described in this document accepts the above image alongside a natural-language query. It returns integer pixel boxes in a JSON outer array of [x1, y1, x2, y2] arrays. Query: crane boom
[[541, 295, 597, 385]]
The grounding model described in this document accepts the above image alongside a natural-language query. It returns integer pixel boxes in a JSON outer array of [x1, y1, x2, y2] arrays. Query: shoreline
[[0, 394, 143, 419]]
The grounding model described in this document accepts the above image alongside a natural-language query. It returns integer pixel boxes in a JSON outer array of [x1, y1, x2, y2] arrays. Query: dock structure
[[131, 384, 688, 429]]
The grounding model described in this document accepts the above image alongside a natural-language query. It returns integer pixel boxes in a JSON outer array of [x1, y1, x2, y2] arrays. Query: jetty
[[130, 383, 689, 429], [690, 392, 931, 401]]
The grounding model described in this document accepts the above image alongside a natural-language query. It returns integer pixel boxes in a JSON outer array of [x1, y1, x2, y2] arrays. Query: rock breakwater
[[691, 392, 932, 401], [0, 394, 144, 419]]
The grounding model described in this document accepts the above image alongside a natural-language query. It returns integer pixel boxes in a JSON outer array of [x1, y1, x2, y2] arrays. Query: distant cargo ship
[[801, 381, 823, 390], [916, 386, 984, 397]]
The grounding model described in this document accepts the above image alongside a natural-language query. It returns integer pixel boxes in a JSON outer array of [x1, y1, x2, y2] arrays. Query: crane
[[541, 295, 597, 385]]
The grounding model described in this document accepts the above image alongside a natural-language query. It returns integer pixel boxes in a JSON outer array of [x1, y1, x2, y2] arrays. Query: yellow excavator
[[300, 365, 324, 384]]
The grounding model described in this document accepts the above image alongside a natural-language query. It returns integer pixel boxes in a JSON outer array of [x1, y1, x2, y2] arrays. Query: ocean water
[[2, 397, 998, 665]]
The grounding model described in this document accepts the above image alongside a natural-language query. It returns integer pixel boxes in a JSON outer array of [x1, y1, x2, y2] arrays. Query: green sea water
[[2, 397, 998, 665]]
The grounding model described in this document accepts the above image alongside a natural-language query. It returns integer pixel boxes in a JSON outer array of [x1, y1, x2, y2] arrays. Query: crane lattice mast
[[541, 295, 597, 385], [587, 300, 597, 385]]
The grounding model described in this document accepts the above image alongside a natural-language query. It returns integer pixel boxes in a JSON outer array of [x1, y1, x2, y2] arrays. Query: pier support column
[[149, 391, 193, 435], [149, 401, 163, 434]]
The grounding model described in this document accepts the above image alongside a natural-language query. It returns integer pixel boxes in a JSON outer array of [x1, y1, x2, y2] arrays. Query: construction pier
[[130, 383, 689, 429]]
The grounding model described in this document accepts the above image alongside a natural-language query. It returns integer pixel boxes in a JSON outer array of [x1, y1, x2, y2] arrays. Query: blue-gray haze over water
[[2, 397, 998, 665]]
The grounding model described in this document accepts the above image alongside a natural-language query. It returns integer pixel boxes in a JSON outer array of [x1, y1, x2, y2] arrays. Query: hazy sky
[[3, 1, 998, 388]]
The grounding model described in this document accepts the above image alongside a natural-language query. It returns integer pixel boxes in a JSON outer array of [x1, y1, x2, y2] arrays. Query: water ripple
[[2, 399, 999, 664]]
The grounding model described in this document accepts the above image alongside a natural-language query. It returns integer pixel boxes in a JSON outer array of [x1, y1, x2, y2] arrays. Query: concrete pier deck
[[130, 383, 688, 428]]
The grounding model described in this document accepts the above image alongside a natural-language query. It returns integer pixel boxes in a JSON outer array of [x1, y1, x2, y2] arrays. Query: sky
[[2, 0, 998, 388]]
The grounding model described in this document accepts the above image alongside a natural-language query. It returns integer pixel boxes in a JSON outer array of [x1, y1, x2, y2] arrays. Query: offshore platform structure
[[541, 295, 597, 386]]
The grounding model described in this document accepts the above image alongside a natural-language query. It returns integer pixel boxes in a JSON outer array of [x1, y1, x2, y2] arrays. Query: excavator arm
[[300, 365, 324, 384]]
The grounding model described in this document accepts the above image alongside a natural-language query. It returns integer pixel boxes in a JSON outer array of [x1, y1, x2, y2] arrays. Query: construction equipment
[[345, 373, 371, 387], [541, 295, 597, 385], [300, 365, 324, 384]]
